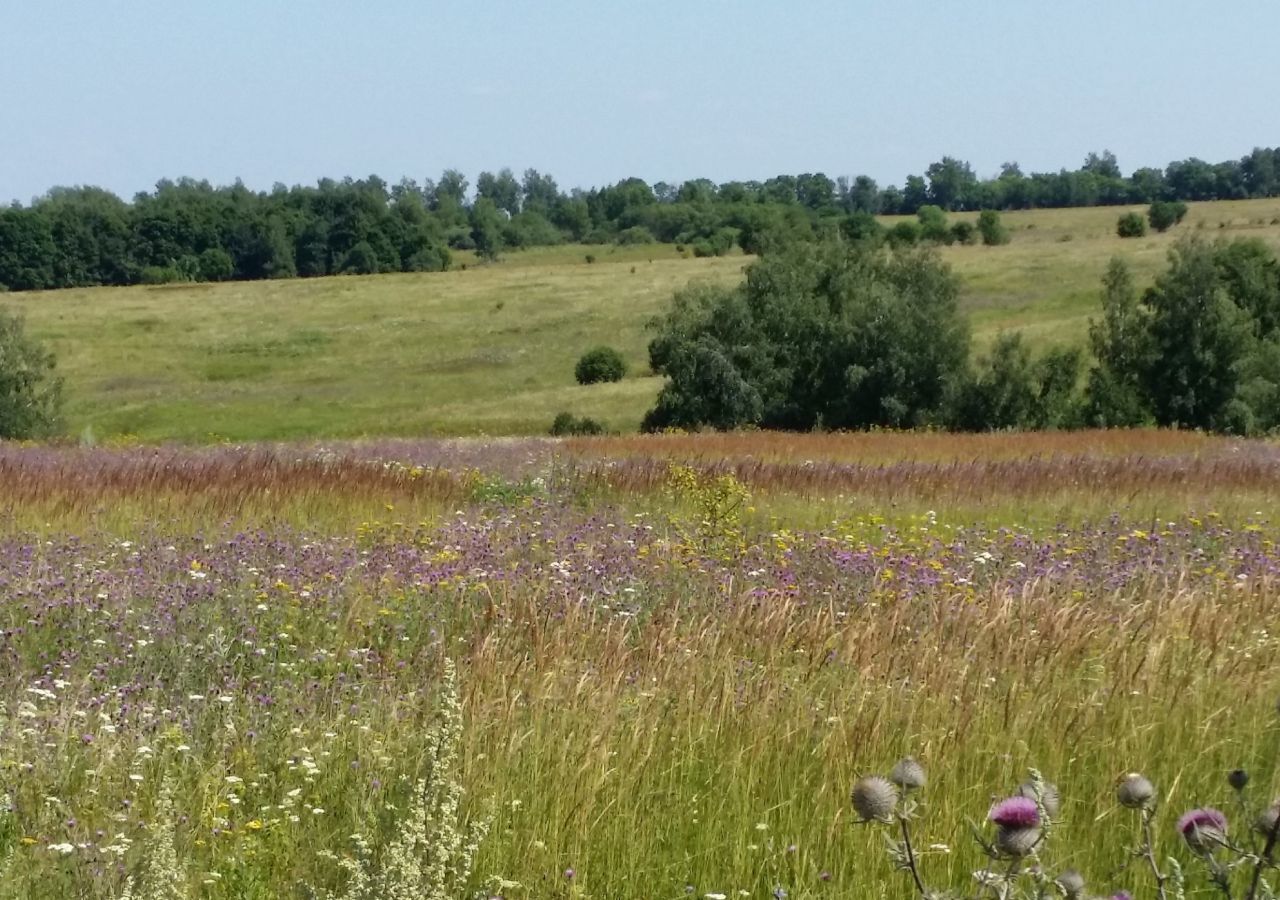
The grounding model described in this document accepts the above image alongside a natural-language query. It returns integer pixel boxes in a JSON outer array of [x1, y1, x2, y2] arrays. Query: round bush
[[1116, 212, 1147, 238], [575, 346, 627, 385]]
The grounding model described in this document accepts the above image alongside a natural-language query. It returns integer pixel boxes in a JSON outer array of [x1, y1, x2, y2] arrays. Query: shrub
[[0, 308, 63, 439], [950, 221, 977, 245], [977, 209, 1010, 245], [1148, 200, 1189, 233], [886, 221, 921, 248], [198, 247, 235, 282], [550, 412, 606, 436], [140, 265, 188, 285], [840, 211, 883, 244], [1116, 212, 1147, 238], [916, 205, 951, 243], [615, 225, 656, 245], [574, 346, 627, 384]]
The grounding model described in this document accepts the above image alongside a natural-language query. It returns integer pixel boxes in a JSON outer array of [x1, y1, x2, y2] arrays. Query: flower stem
[[1142, 807, 1169, 900], [1246, 805, 1280, 900], [898, 814, 928, 897]]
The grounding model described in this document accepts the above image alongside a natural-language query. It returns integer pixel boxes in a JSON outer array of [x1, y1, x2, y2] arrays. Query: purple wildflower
[[989, 796, 1040, 829], [1177, 807, 1228, 852]]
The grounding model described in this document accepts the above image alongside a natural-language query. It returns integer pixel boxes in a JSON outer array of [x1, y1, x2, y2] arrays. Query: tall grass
[[0, 437, 1277, 897]]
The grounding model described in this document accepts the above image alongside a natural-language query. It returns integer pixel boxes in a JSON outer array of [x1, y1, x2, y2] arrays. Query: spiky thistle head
[[994, 824, 1041, 858], [1177, 807, 1227, 853], [851, 776, 898, 823], [1227, 769, 1249, 792], [1116, 773, 1155, 810], [1254, 802, 1279, 837], [1055, 868, 1086, 899], [889, 757, 927, 792]]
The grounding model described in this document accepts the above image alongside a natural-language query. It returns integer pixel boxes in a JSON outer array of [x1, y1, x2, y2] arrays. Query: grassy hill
[[4, 198, 1280, 442]]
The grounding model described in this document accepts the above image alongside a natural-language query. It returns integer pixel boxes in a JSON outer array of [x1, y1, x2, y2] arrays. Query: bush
[[0, 308, 63, 439], [886, 221, 921, 248], [840, 211, 883, 244], [140, 265, 188, 285], [1148, 200, 1189, 233], [950, 221, 977, 245], [197, 247, 235, 282], [977, 209, 1010, 245], [916, 205, 951, 243], [1116, 212, 1147, 238], [574, 346, 627, 384], [615, 225, 656, 246], [549, 412, 606, 436]]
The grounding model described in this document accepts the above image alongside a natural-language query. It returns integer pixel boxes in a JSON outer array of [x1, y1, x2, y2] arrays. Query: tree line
[[2, 145, 1279, 293], [642, 235, 1280, 436]]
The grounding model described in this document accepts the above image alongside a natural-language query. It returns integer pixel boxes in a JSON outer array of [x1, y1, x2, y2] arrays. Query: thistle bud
[[1055, 868, 1086, 900], [851, 775, 898, 822], [1254, 803, 1279, 838], [1228, 769, 1249, 792], [994, 825, 1041, 857], [1017, 779, 1061, 820], [1116, 773, 1155, 810], [890, 757, 927, 792], [1177, 808, 1228, 853]]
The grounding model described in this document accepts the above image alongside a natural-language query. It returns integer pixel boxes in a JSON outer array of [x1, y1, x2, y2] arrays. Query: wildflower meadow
[[0, 433, 1278, 898]]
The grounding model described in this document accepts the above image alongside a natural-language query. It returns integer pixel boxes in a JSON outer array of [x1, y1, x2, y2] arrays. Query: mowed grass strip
[[4, 198, 1280, 442]]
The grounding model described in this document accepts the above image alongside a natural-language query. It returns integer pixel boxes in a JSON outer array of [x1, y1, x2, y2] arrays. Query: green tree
[[644, 241, 969, 431], [947, 333, 1083, 431], [470, 198, 505, 262], [0, 308, 63, 438], [476, 168, 522, 216], [1140, 239, 1255, 430], [925, 157, 978, 210], [1084, 259, 1152, 426]]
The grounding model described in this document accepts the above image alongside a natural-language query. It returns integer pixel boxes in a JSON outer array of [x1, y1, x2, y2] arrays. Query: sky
[[2, 0, 1278, 204]]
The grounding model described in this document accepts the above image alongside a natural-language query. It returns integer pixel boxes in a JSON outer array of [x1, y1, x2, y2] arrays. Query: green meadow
[[5, 198, 1280, 442]]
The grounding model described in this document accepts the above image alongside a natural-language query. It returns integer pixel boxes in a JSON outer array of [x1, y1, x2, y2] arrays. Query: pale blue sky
[[2, 1, 1277, 204]]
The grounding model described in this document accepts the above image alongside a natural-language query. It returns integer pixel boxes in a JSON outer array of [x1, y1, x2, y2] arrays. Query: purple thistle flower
[[1177, 807, 1228, 852], [989, 796, 1040, 829]]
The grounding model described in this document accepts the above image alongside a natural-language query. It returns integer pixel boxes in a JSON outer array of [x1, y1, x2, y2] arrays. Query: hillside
[[4, 198, 1280, 441]]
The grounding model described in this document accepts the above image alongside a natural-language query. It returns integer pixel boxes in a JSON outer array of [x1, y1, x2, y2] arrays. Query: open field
[[4, 198, 1280, 442], [0, 433, 1278, 898]]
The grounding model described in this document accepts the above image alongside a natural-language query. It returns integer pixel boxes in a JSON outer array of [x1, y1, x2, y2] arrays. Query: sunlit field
[[1, 433, 1278, 898], [4, 197, 1280, 441]]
